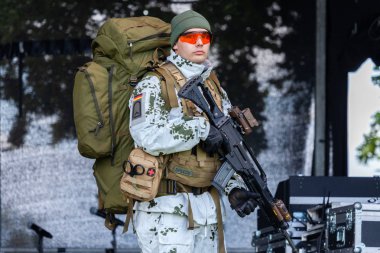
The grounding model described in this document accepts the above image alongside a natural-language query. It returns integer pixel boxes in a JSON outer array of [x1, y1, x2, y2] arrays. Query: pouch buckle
[[166, 179, 177, 195], [192, 187, 208, 195]]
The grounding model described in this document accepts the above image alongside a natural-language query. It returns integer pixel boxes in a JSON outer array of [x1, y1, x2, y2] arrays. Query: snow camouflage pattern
[[128, 50, 247, 252], [134, 211, 222, 253]]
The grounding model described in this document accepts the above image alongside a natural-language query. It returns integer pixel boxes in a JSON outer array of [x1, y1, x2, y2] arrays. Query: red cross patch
[[147, 168, 156, 177]]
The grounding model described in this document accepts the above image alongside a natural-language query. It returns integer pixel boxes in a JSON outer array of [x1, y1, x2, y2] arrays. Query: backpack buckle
[[192, 187, 208, 195], [129, 75, 138, 86], [192, 187, 203, 195], [166, 179, 177, 195]]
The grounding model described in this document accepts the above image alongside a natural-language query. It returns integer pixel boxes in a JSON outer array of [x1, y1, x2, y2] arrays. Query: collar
[[167, 50, 213, 81]]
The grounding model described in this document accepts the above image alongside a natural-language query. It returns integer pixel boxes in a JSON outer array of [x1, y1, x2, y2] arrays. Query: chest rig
[[154, 62, 223, 189]]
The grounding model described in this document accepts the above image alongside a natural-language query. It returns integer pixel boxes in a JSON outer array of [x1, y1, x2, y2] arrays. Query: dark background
[[0, 0, 315, 156]]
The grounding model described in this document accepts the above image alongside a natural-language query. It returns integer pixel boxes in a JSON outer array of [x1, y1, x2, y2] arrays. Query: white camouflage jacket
[[128, 51, 246, 225]]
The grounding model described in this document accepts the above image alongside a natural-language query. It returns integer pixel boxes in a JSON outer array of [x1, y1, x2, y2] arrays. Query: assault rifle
[[178, 76, 298, 252]]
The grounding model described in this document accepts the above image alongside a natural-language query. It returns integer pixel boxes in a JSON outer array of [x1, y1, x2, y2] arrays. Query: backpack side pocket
[[73, 62, 112, 158]]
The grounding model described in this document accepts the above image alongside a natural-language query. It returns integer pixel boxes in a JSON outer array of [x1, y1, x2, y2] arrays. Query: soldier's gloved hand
[[228, 188, 260, 217], [201, 125, 223, 154]]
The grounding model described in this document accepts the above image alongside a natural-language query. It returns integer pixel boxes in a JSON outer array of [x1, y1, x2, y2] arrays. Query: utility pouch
[[120, 148, 163, 202], [166, 150, 220, 188]]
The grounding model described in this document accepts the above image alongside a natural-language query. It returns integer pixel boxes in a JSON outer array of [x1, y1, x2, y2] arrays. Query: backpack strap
[[161, 62, 186, 87], [209, 71, 222, 92], [157, 62, 195, 116], [154, 65, 180, 109], [210, 187, 226, 253], [209, 70, 224, 98], [123, 198, 135, 233]]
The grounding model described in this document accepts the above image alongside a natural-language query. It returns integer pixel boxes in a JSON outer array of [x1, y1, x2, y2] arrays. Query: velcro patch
[[132, 94, 143, 119], [131, 93, 146, 125], [174, 167, 193, 177]]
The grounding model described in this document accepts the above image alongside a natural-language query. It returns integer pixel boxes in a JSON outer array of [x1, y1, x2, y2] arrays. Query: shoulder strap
[[161, 62, 186, 87], [209, 71, 222, 94], [154, 64, 180, 109], [159, 63, 195, 116]]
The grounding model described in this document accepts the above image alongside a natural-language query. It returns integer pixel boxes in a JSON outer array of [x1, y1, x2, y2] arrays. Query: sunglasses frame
[[178, 31, 212, 45]]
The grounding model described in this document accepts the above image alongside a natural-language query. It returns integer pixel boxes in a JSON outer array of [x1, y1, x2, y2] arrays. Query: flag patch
[[133, 94, 143, 102], [132, 93, 144, 121]]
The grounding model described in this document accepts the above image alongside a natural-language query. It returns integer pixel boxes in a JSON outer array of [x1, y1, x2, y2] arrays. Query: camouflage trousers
[[134, 210, 222, 253]]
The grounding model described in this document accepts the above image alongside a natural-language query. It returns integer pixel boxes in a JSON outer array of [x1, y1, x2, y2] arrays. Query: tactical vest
[[154, 62, 223, 188]]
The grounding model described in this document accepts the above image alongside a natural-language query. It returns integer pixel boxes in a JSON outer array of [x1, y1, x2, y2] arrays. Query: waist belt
[[157, 179, 210, 196]]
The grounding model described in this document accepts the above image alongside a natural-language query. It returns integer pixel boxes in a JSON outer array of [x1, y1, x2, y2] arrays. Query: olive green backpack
[[73, 17, 171, 225]]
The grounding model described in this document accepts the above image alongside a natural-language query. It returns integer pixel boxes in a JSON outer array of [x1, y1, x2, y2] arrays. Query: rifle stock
[[178, 76, 298, 252]]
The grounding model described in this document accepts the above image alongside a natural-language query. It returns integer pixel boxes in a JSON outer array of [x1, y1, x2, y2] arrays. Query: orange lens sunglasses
[[178, 31, 212, 44]]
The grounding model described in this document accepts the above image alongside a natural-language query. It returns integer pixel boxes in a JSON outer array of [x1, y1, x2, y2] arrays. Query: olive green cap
[[170, 10, 211, 47]]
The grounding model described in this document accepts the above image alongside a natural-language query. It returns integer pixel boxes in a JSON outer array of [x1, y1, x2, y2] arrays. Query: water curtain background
[[0, 0, 315, 249]]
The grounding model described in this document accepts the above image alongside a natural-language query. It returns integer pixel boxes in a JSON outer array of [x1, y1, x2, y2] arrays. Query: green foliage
[[357, 64, 380, 164], [357, 112, 380, 163]]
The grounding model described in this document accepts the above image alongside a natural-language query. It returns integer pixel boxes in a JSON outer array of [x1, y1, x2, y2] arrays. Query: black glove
[[228, 188, 259, 217], [201, 125, 224, 154]]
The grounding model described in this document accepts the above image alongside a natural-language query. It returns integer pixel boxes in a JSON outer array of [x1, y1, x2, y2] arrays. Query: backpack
[[73, 17, 171, 223]]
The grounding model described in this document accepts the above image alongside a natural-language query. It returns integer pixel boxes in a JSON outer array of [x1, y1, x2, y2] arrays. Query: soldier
[[129, 10, 258, 253]]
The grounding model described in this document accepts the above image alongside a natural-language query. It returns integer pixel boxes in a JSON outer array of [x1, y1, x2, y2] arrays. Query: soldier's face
[[173, 28, 210, 64]]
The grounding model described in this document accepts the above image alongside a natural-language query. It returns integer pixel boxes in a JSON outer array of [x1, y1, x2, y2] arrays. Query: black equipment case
[[325, 202, 380, 253]]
